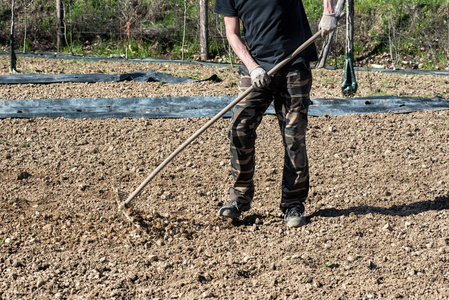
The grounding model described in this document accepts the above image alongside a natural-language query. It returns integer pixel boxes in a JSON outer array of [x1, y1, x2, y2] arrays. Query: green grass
[[2, 0, 448, 69]]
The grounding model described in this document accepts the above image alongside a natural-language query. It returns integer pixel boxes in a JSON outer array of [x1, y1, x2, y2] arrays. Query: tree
[[199, 0, 208, 60], [10, 0, 17, 73], [56, 0, 64, 50]]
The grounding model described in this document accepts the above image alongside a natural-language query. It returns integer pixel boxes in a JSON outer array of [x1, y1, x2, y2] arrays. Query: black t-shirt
[[214, 0, 318, 71]]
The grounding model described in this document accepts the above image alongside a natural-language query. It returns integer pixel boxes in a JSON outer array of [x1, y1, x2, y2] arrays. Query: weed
[[323, 259, 339, 268], [20, 143, 30, 148]]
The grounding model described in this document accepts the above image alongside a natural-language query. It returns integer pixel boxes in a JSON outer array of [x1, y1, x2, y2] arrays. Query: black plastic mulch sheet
[[0, 96, 448, 119], [0, 71, 220, 84]]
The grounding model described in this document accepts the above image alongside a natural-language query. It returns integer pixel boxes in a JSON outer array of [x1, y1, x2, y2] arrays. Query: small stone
[[243, 256, 256, 263], [42, 224, 53, 232], [204, 273, 213, 281], [12, 259, 23, 268], [382, 223, 393, 231], [312, 279, 322, 288], [36, 279, 45, 287], [29, 237, 39, 243], [32, 263, 39, 272], [368, 260, 377, 270], [148, 255, 158, 262], [346, 255, 357, 262]]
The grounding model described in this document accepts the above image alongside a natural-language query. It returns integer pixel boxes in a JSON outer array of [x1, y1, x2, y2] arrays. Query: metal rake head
[[115, 188, 129, 208], [114, 187, 138, 225]]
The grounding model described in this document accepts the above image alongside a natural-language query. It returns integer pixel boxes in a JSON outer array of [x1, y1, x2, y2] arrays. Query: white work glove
[[249, 66, 271, 88], [319, 13, 337, 37]]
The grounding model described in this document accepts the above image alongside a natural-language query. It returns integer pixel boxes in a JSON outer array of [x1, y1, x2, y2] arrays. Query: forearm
[[226, 33, 259, 71], [323, 0, 334, 14], [224, 16, 259, 71]]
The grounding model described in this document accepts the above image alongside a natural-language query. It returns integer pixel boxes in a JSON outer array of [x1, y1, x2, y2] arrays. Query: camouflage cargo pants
[[229, 62, 312, 212]]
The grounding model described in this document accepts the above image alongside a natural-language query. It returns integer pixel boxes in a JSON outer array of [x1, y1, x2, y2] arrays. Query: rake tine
[[114, 187, 140, 227]]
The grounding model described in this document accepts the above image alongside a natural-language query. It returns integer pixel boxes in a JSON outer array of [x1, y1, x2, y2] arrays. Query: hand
[[249, 66, 271, 88], [319, 13, 337, 37]]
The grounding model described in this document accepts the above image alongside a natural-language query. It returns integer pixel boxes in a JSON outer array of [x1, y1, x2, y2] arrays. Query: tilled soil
[[0, 56, 449, 299]]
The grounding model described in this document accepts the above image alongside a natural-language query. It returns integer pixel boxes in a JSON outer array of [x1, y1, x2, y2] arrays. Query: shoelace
[[286, 207, 303, 218]]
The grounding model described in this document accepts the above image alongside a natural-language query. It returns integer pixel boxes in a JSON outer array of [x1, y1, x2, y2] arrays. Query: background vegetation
[[0, 0, 448, 69]]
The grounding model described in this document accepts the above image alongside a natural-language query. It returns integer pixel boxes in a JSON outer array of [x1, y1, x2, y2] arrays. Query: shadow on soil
[[309, 195, 449, 219], [231, 214, 267, 227]]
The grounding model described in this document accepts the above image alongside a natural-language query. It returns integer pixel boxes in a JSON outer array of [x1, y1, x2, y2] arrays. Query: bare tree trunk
[[200, 0, 209, 60], [56, 0, 64, 51], [316, 0, 345, 68], [10, 0, 17, 73], [24, 3, 27, 53], [182, 0, 187, 60]]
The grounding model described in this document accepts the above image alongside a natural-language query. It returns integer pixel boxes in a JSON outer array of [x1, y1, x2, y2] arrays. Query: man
[[214, 0, 337, 227]]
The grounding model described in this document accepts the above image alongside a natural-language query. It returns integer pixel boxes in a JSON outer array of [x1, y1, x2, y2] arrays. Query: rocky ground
[[0, 56, 448, 299]]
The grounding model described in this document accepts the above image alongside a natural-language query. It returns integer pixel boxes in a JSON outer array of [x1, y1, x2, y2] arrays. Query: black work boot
[[284, 205, 307, 227], [218, 200, 251, 219]]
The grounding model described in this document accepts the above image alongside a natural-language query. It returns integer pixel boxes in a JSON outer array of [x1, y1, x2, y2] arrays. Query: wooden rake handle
[[120, 14, 344, 207]]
